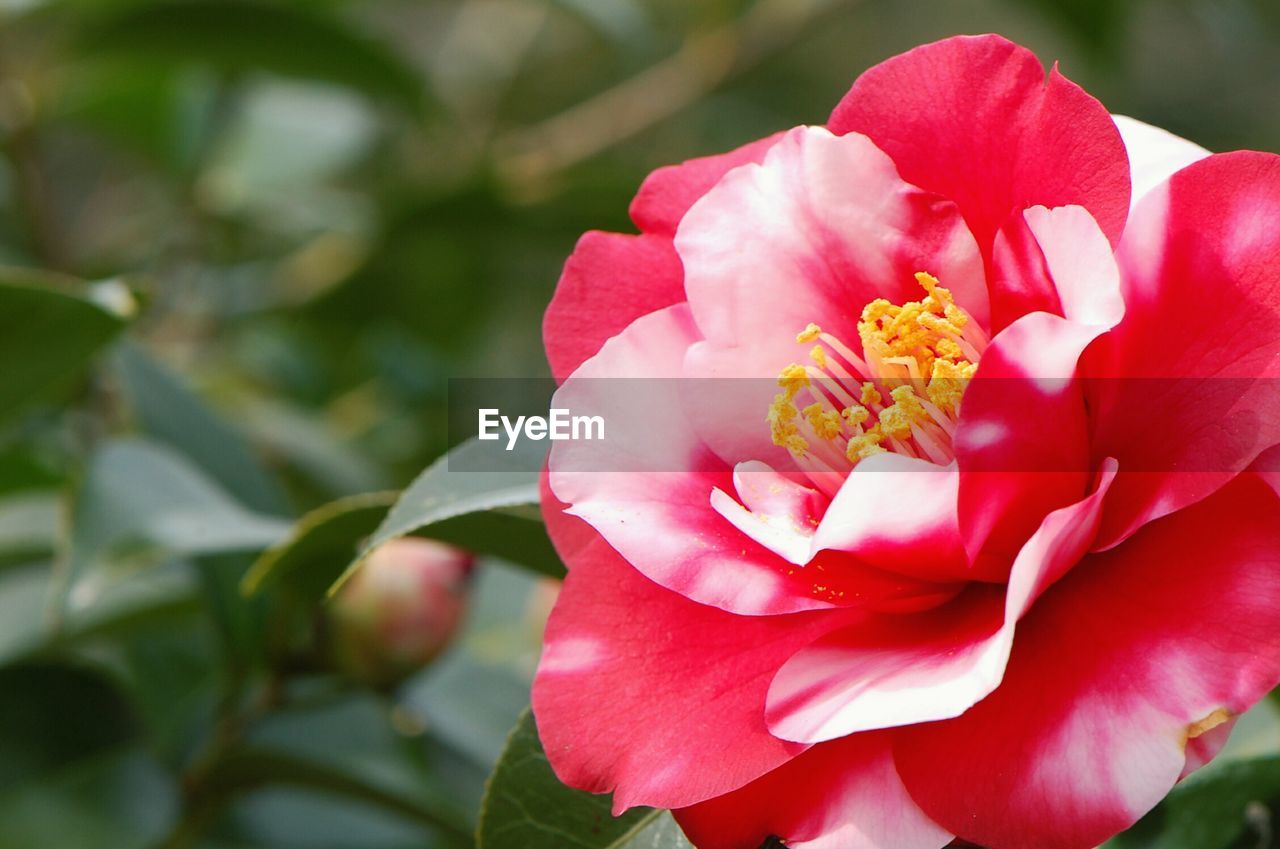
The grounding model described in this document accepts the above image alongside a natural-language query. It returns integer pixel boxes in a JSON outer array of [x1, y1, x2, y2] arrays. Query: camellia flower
[[533, 34, 1280, 849]]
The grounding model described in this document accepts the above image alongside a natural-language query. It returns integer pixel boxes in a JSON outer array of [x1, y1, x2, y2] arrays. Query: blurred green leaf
[[0, 563, 52, 663], [241, 490, 396, 600], [406, 651, 533, 769], [0, 444, 64, 496], [115, 343, 289, 516], [0, 280, 126, 425], [75, 0, 428, 112], [59, 565, 201, 645], [338, 438, 562, 594], [57, 58, 218, 173], [0, 747, 176, 849], [0, 491, 60, 562], [239, 397, 393, 497], [477, 708, 693, 849], [1110, 756, 1280, 849], [63, 438, 290, 602], [60, 566, 220, 764], [193, 746, 473, 844], [402, 560, 545, 769], [0, 662, 138, 793], [247, 690, 483, 833]]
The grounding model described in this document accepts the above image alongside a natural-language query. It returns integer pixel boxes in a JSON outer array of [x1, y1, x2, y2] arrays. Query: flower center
[[767, 272, 988, 482]]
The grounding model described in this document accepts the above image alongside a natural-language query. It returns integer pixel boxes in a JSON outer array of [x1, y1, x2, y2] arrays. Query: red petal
[[545, 134, 784, 382], [533, 498, 854, 811], [830, 34, 1129, 327], [629, 132, 784, 238], [543, 231, 684, 381]]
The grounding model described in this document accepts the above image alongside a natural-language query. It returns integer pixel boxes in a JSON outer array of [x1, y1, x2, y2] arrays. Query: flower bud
[[329, 537, 473, 688]]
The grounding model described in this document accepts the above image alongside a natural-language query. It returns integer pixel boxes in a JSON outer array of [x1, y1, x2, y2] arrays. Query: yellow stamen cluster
[[768, 367, 811, 456], [926, 358, 973, 415], [857, 272, 977, 414], [765, 272, 982, 468]]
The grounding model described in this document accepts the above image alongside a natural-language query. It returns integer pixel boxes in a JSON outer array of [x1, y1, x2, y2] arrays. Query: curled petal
[[896, 475, 1280, 849]]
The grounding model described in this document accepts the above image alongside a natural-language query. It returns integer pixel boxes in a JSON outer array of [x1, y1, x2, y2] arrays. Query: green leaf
[[0, 663, 138, 794], [240, 490, 397, 600], [193, 747, 473, 843], [0, 563, 53, 663], [1110, 755, 1280, 849], [247, 690, 484, 836], [237, 397, 392, 497], [74, 0, 427, 112], [60, 438, 291, 617], [114, 343, 289, 516], [0, 664, 170, 849], [0, 748, 176, 849], [0, 491, 60, 562], [337, 438, 562, 594], [0, 279, 126, 424], [477, 708, 694, 849]]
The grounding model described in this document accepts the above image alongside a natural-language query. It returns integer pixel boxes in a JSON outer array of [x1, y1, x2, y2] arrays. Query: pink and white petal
[[734, 460, 825, 521], [550, 304, 834, 614], [544, 231, 686, 381], [681, 338, 811, 476], [810, 454, 968, 583], [767, 463, 1113, 745], [629, 132, 785, 238], [1088, 151, 1280, 548], [674, 732, 951, 849], [710, 462, 825, 566], [711, 487, 812, 566], [766, 585, 1005, 743], [545, 131, 791, 382], [676, 124, 987, 361], [966, 207, 1122, 567], [895, 474, 1280, 849], [956, 312, 1100, 572], [829, 34, 1130, 287], [1113, 114, 1209, 218], [1001, 459, 1117, 619], [534, 504, 856, 812], [1026, 205, 1125, 327], [992, 204, 1127, 327]]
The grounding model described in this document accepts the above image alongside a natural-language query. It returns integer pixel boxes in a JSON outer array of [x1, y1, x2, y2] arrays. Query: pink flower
[[533, 34, 1280, 849]]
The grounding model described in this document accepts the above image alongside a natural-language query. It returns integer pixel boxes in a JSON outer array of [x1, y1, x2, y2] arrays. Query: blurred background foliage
[[2, 0, 1280, 847]]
